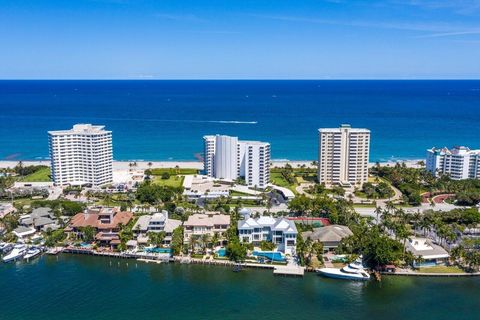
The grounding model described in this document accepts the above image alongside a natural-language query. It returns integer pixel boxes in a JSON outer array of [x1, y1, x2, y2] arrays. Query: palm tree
[[189, 235, 198, 254], [200, 233, 211, 254], [211, 232, 219, 248], [374, 206, 383, 225]]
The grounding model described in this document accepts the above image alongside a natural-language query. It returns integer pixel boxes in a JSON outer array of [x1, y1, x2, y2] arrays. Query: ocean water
[[1, 255, 479, 320], [0, 80, 479, 162]]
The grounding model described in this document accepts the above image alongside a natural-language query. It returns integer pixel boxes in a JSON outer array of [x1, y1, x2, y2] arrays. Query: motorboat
[[24, 247, 42, 260], [2, 244, 27, 263], [0, 242, 14, 254], [317, 258, 370, 281]]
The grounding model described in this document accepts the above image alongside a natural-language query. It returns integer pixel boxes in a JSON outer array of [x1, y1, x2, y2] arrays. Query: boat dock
[[273, 265, 305, 277], [61, 249, 305, 276]]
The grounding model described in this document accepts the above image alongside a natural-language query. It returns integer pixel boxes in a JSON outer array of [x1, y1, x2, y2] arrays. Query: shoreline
[[0, 159, 423, 170], [61, 250, 480, 278]]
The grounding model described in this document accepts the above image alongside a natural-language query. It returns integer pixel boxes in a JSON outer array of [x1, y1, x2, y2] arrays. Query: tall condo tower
[[48, 124, 113, 186], [203, 135, 270, 188], [318, 124, 370, 187]]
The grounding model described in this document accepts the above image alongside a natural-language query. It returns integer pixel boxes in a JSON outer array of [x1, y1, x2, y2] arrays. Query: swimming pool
[[216, 248, 226, 257], [252, 251, 285, 262], [145, 248, 172, 254]]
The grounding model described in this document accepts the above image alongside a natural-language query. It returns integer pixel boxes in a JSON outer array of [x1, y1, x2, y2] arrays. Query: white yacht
[[317, 258, 370, 281], [24, 247, 42, 260], [0, 242, 13, 253], [2, 244, 27, 263]]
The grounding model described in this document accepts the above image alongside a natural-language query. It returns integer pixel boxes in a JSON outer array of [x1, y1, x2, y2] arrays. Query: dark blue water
[[0, 80, 479, 162], [1, 255, 479, 320]]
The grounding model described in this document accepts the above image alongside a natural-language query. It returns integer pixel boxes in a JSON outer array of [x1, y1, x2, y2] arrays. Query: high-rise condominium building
[[426, 146, 480, 180], [203, 135, 270, 188], [49, 124, 113, 186], [318, 124, 370, 187]]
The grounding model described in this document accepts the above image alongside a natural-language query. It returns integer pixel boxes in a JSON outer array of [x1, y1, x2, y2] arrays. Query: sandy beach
[[0, 159, 423, 170]]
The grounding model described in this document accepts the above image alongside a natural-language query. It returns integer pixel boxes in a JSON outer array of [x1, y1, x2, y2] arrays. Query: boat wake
[[0, 115, 258, 125]]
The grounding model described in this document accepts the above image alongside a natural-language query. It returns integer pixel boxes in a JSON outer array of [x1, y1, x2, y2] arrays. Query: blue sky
[[1, 0, 480, 79]]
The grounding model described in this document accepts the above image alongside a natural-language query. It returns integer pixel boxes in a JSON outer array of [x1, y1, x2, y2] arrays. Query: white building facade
[[426, 146, 480, 180], [49, 124, 113, 186], [238, 216, 297, 254], [203, 135, 270, 188], [318, 124, 370, 187]]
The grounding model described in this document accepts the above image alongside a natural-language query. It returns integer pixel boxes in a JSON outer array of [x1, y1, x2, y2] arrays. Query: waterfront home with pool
[[238, 216, 297, 254], [183, 213, 230, 243], [132, 210, 182, 246], [66, 206, 133, 249], [406, 237, 450, 267]]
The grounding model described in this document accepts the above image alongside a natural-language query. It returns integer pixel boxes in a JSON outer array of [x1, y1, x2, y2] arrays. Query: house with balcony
[[132, 210, 182, 246], [66, 206, 133, 248], [238, 216, 297, 254], [183, 213, 230, 243]]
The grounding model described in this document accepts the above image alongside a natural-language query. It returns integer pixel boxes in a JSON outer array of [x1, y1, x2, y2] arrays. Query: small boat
[[0, 242, 14, 254], [24, 247, 42, 260], [2, 244, 27, 263], [233, 264, 242, 272], [317, 258, 370, 281]]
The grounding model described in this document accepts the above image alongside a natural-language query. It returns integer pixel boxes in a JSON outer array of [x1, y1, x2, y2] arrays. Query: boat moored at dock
[[317, 258, 370, 281], [2, 244, 27, 263], [24, 247, 42, 261]]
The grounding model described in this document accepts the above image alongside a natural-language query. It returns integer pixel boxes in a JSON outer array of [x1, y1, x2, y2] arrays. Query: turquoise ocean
[[0, 80, 479, 162]]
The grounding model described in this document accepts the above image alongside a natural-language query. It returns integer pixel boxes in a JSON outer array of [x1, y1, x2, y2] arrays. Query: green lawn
[[21, 167, 51, 182], [149, 168, 199, 175], [270, 172, 290, 187], [418, 265, 464, 274], [152, 175, 185, 188], [270, 172, 298, 195], [230, 191, 252, 197]]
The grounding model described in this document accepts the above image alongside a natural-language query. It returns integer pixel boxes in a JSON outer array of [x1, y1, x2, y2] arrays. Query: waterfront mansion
[[183, 213, 230, 243], [238, 216, 298, 255], [132, 210, 182, 246]]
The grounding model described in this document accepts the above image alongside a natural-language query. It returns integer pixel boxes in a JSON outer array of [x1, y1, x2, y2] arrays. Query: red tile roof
[[69, 208, 133, 230], [287, 217, 331, 226]]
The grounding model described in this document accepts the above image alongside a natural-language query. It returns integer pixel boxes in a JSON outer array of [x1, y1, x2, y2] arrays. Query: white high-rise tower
[[318, 124, 370, 187], [203, 135, 270, 188], [48, 124, 113, 186]]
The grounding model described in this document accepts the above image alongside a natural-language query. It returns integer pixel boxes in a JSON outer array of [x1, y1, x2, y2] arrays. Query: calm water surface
[[1, 254, 479, 320], [0, 80, 479, 162]]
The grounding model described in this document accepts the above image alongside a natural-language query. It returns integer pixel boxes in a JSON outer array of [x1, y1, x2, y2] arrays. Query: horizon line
[[0, 78, 480, 81]]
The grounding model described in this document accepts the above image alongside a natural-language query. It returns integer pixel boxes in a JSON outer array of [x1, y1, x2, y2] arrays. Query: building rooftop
[[49, 124, 111, 135], [184, 214, 230, 227], [318, 125, 370, 133], [69, 207, 133, 229], [132, 211, 182, 233], [31, 207, 53, 219], [33, 216, 56, 228], [428, 146, 480, 156], [238, 216, 297, 233], [406, 237, 449, 259], [301, 225, 353, 243]]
